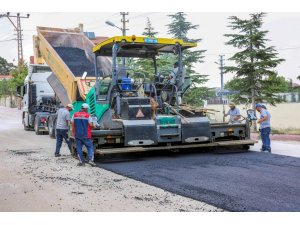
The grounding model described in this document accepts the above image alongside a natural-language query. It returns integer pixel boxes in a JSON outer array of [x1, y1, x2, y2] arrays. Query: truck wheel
[[34, 116, 42, 135], [48, 117, 56, 139], [23, 117, 30, 131]]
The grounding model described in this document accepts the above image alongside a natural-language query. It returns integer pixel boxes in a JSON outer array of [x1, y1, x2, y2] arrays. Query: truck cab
[[19, 64, 55, 134]]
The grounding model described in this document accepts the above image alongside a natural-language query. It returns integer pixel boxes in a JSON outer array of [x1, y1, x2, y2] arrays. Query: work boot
[[88, 161, 96, 167], [55, 153, 61, 157], [77, 162, 85, 167]]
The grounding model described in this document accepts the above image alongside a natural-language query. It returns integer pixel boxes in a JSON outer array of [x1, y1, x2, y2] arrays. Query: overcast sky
[[0, 12, 300, 87]]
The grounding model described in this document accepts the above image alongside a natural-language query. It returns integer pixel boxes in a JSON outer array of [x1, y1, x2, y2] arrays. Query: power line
[[0, 12, 30, 67], [202, 46, 300, 57], [0, 38, 16, 42], [277, 46, 300, 51], [84, 13, 121, 30]]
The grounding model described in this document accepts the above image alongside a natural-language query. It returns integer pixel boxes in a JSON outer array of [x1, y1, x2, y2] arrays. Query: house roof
[[0, 75, 12, 79]]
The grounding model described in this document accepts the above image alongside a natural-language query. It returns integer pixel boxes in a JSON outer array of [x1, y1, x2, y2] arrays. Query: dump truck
[[32, 26, 112, 137], [17, 64, 57, 134], [34, 26, 256, 155]]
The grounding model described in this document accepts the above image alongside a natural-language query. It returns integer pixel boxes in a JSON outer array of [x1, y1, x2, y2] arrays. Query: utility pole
[[120, 12, 129, 66], [249, 26, 257, 131], [219, 55, 225, 90], [120, 12, 129, 37], [0, 12, 30, 68], [215, 55, 225, 122]]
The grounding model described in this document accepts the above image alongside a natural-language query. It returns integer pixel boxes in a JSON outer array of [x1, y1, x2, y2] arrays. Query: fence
[[0, 95, 21, 109]]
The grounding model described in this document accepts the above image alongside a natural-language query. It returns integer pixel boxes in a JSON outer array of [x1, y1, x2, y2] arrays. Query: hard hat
[[82, 103, 89, 109], [67, 103, 73, 109], [229, 102, 235, 106]]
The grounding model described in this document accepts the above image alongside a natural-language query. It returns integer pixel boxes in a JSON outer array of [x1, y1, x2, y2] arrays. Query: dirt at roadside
[[0, 106, 222, 212]]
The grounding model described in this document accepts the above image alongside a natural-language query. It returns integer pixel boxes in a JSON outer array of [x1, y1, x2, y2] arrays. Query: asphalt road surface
[[100, 150, 300, 211]]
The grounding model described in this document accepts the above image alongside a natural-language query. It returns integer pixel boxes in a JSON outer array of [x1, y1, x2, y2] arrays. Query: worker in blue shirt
[[224, 102, 241, 124], [256, 103, 271, 153]]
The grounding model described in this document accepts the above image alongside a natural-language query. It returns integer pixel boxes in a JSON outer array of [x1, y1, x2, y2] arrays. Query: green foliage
[[167, 12, 209, 106], [134, 18, 176, 80], [142, 17, 158, 37], [0, 63, 28, 97], [0, 79, 12, 97], [224, 13, 285, 107], [10, 63, 28, 87], [225, 75, 289, 102], [0, 56, 16, 74]]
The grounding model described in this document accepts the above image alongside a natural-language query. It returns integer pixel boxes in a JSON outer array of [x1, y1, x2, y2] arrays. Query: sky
[[0, 12, 300, 87]]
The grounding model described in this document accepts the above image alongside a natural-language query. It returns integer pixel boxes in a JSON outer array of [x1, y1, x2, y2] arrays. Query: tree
[[297, 75, 300, 81], [142, 17, 158, 37], [0, 56, 16, 75], [0, 63, 28, 97], [224, 13, 285, 108], [10, 63, 28, 88], [167, 12, 209, 106], [225, 75, 288, 102], [133, 17, 171, 80]]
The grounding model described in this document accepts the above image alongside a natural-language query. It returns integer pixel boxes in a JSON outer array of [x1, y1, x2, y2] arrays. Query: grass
[[251, 128, 300, 135], [270, 128, 300, 135]]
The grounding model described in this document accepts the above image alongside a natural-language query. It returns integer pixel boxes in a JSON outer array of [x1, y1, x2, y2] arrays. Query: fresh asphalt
[[99, 149, 300, 212]]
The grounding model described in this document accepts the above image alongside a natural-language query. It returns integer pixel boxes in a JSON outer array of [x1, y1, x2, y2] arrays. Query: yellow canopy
[[93, 36, 197, 58]]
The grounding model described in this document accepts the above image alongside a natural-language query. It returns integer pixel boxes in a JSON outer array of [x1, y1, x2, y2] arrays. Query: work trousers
[[55, 129, 71, 155], [75, 137, 94, 163], [260, 127, 271, 152]]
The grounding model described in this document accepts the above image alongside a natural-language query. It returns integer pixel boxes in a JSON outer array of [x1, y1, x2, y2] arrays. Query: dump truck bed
[[35, 26, 112, 105]]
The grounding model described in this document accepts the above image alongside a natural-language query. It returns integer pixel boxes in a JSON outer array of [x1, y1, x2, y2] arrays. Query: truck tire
[[23, 117, 30, 131], [48, 116, 56, 139], [34, 116, 42, 135]]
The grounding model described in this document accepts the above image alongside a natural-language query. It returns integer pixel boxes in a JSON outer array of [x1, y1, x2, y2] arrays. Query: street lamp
[[105, 20, 123, 33], [105, 20, 125, 65]]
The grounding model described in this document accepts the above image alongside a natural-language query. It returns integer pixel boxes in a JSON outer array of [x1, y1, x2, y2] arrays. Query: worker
[[168, 62, 178, 84], [71, 103, 96, 166], [224, 102, 241, 124], [145, 92, 158, 118], [55, 103, 73, 157], [256, 103, 272, 153]]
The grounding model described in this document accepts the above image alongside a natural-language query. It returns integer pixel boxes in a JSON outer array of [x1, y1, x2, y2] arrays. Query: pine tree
[[142, 17, 158, 37], [224, 13, 285, 109], [134, 17, 160, 80], [167, 12, 209, 106]]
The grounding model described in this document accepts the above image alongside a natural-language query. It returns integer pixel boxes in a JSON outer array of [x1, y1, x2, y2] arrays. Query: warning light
[[132, 35, 136, 42]]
